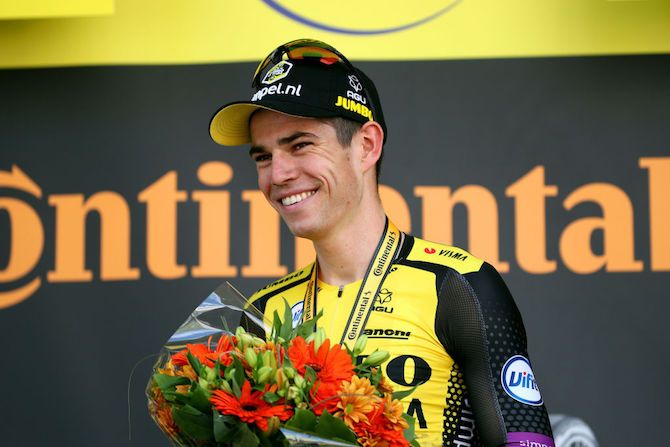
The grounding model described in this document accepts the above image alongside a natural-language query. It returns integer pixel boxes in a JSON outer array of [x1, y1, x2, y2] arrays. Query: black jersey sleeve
[[435, 262, 555, 447]]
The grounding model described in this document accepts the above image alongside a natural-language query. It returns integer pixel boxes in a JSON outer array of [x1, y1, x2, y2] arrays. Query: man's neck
[[312, 205, 387, 286]]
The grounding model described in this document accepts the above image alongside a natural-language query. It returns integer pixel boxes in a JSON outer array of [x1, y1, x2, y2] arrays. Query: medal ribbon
[[303, 218, 401, 346]]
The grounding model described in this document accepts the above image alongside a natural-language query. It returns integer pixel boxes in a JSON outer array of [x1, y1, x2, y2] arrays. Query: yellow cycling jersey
[[248, 232, 554, 447]]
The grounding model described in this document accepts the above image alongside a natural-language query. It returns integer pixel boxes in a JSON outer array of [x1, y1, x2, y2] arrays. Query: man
[[209, 39, 555, 447]]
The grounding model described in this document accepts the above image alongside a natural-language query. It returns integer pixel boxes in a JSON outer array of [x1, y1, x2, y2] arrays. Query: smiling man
[[209, 39, 555, 447]]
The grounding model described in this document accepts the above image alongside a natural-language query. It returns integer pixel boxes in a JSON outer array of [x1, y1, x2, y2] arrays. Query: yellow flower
[[335, 376, 380, 429]]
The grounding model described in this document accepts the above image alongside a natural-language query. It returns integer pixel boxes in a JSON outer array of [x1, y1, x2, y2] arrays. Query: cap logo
[[262, 61, 293, 85], [348, 75, 363, 92]]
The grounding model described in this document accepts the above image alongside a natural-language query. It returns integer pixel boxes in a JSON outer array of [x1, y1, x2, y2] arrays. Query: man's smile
[[279, 189, 317, 206]]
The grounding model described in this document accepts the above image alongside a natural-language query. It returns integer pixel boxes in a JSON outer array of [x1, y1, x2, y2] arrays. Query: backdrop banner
[[1, 0, 669, 67], [1, 55, 668, 446]]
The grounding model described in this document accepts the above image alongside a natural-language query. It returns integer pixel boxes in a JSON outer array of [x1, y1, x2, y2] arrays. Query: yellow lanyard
[[303, 218, 402, 346]]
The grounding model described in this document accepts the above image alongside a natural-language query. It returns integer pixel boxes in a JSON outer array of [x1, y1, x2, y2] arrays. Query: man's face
[[249, 110, 364, 241]]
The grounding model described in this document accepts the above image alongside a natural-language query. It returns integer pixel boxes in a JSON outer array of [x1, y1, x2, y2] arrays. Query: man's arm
[[436, 263, 555, 447]]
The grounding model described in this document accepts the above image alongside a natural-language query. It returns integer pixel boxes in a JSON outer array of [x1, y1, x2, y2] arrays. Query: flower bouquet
[[147, 282, 420, 447]]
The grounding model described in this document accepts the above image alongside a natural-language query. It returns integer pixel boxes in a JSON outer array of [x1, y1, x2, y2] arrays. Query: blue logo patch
[[501, 355, 543, 406], [290, 301, 304, 328]]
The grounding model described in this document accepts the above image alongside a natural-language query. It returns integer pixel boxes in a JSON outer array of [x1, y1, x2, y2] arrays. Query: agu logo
[[501, 355, 543, 406]]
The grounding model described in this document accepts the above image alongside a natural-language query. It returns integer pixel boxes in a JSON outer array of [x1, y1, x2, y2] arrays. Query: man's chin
[[284, 221, 322, 241]]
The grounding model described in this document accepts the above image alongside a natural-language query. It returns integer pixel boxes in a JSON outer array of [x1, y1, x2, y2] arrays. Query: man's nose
[[271, 151, 298, 185]]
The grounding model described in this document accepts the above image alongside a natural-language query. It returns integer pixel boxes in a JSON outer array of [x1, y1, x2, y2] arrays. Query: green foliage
[[393, 385, 418, 401], [172, 404, 213, 442], [285, 408, 318, 432], [314, 411, 358, 445]]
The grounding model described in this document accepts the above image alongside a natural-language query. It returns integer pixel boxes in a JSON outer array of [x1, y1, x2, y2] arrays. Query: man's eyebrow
[[278, 131, 317, 146], [249, 132, 318, 158], [249, 146, 266, 158]]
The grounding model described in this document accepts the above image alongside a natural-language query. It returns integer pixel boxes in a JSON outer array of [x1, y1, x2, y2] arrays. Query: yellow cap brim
[[209, 102, 265, 146]]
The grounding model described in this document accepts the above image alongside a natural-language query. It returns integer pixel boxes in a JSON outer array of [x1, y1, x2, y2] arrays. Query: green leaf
[[189, 383, 212, 414], [232, 422, 261, 447], [153, 373, 190, 392], [263, 392, 280, 404], [393, 385, 419, 401], [403, 413, 417, 442], [186, 351, 204, 377], [281, 298, 293, 340], [213, 411, 241, 443], [314, 411, 358, 444], [285, 408, 318, 432], [172, 404, 213, 441]]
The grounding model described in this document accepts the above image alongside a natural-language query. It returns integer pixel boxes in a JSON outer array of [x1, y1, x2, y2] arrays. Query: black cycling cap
[[209, 38, 386, 146]]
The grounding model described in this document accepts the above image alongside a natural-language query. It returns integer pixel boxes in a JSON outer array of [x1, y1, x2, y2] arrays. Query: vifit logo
[[290, 301, 304, 328], [252, 83, 302, 102], [501, 355, 543, 406]]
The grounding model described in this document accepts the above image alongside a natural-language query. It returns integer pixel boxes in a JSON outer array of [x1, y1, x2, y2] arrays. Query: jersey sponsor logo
[[373, 230, 396, 276], [501, 355, 543, 406], [508, 431, 556, 447], [373, 288, 393, 313], [455, 397, 477, 446], [439, 248, 468, 261], [423, 246, 469, 261], [290, 301, 303, 328], [334, 96, 373, 121], [261, 60, 293, 85], [258, 269, 306, 291], [363, 327, 410, 339], [252, 82, 302, 102]]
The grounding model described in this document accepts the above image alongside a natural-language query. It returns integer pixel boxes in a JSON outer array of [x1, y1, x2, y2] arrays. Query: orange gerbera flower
[[288, 337, 354, 384], [335, 376, 380, 429], [172, 334, 238, 368], [288, 336, 355, 415], [210, 381, 293, 432]]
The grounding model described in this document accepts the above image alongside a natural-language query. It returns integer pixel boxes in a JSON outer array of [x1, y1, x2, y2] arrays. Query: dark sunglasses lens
[[253, 41, 346, 86]]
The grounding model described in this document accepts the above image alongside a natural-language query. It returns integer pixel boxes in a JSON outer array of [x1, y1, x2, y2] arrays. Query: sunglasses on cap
[[252, 39, 354, 89]]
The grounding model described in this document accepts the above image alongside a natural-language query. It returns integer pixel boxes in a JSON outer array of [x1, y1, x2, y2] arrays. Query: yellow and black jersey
[[248, 233, 554, 447]]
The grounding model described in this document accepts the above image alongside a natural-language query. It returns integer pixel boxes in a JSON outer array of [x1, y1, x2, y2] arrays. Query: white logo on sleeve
[[501, 355, 544, 406]]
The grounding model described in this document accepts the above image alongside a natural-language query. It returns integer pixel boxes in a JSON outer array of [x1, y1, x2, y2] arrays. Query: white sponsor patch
[[290, 301, 304, 328], [501, 355, 543, 406]]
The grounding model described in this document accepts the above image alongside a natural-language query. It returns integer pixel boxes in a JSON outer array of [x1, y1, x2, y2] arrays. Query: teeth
[[281, 190, 315, 206]]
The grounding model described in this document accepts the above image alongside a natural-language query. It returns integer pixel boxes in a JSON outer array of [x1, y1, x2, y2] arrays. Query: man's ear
[[358, 121, 384, 173]]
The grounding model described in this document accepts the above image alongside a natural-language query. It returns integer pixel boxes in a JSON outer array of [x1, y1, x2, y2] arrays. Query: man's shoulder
[[248, 262, 314, 304], [401, 235, 485, 275]]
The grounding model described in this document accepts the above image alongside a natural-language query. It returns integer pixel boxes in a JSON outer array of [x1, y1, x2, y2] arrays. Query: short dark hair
[[319, 117, 384, 182]]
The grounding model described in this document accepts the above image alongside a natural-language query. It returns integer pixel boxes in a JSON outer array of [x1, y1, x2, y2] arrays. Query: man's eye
[[254, 154, 271, 163], [294, 142, 310, 150]]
